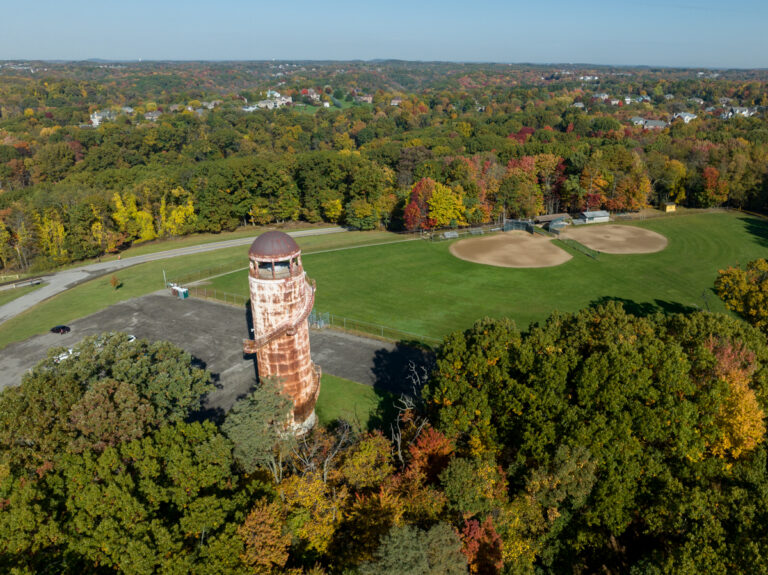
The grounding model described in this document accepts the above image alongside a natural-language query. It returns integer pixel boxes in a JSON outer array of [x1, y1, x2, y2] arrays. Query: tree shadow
[[371, 340, 435, 396], [187, 356, 228, 425], [365, 340, 436, 432], [243, 300, 259, 381], [366, 390, 403, 433], [590, 296, 697, 318], [742, 216, 768, 249]]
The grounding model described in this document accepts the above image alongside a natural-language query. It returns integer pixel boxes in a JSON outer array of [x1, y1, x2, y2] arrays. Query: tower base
[[291, 410, 317, 436]]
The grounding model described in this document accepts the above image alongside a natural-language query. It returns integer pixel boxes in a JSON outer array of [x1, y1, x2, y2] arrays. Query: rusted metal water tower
[[243, 231, 321, 433]]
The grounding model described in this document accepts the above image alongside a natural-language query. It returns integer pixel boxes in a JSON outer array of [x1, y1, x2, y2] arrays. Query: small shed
[[534, 213, 571, 225], [579, 210, 610, 224], [663, 202, 676, 213]]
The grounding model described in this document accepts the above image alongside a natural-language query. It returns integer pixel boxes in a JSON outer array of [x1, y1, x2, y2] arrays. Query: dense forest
[[3, 304, 768, 574], [1, 61, 767, 272]]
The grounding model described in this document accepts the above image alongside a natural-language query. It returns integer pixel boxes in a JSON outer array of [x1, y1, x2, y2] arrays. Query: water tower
[[243, 231, 321, 433]]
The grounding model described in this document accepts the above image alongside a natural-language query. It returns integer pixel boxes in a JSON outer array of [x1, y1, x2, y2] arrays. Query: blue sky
[[1, 0, 765, 68]]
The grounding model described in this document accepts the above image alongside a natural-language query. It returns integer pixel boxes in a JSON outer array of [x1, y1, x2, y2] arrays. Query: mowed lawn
[[316, 373, 394, 431], [207, 213, 768, 339]]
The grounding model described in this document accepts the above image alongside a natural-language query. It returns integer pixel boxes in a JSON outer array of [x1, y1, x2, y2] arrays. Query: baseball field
[[202, 212, 768, 339]]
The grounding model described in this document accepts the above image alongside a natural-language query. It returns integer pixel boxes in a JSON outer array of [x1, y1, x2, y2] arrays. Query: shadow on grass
[[590, 296, 697, 317], [743, 216, 768, 249], [366, 390, 401, 432]]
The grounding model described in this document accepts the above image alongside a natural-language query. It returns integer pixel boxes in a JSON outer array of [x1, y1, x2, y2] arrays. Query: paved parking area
[[0, 293, 431, 411]]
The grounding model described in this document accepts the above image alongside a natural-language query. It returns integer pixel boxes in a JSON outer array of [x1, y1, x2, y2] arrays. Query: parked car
[[50, 325, 70, 334]]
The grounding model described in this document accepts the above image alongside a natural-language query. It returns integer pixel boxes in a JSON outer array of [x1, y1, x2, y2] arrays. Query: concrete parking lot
[[0, 293, 431, 411]]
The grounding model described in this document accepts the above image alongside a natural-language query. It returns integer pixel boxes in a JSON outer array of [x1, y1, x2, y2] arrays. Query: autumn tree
[[238, 500, 291, 574], [715, 258, 768, 332]]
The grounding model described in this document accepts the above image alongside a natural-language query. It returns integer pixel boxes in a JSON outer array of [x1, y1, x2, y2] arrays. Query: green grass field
[[0, 231, 402, 350], [316, 373, 393, 431], [0, 283, 44, 307], [4, 212, 768, 351], [206, 213, 768, 339]]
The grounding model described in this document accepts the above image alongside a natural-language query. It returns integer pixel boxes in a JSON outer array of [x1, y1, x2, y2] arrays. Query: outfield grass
[[0, 283, 44, 307], [0, 231, 401, 350], [206, 213, 768, 339], [316, 373, 393, 431]]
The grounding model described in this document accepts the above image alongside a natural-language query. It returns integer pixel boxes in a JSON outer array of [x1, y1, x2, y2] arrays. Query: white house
[[90, 110, 116, 127], [673, 112, 698, 124]]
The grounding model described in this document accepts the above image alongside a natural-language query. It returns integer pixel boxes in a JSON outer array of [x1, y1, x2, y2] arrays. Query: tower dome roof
[[249, 231, 301, 259]]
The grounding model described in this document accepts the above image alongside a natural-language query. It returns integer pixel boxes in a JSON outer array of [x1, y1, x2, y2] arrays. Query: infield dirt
[[449, 231, 572, 268], [560, 225, 667, 254]]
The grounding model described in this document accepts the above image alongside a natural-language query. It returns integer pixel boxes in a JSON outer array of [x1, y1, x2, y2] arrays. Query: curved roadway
[[0, 226, 345, 325]]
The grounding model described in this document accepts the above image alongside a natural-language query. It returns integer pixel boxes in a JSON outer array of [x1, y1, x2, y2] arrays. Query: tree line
[[1, 66, 768, 272]]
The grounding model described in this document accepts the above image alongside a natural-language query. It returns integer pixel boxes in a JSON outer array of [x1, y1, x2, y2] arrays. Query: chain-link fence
[[428, 223, 503, 241], [556, 238, 600, 260], [186, 287, 440, 347], [168, 263, 245, 287], [187, 286, 249, 307]]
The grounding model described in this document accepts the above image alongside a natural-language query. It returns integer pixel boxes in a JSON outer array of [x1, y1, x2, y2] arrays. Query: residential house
[[643, 119, 667, 129], [144, 110, 162, 122], [689, 97, 705, 106], [90, 110, 116, 127], [631, 117, 667, 129], [729, 106, 757, 118], [354, 94, 373, 104], [673, 112, 697, 123], [571, 102, 585, 109], [390, 98, 403, 106]]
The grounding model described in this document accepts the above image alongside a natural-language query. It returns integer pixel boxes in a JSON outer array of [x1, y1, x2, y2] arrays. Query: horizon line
[[1, 58, 765, 71]]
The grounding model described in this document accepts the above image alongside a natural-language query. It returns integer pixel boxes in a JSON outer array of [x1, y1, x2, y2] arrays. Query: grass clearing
[[0, 283, 44, 307], [316, 373, 393, 431], [206, 212, 768, 339]]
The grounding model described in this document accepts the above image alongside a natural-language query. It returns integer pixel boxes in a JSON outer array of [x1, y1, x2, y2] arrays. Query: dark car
[[50, 325, 70, 334]]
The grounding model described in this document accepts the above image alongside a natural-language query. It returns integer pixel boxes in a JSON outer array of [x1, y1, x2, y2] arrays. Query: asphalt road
[[0, 226, 345, 325], [0, 294, 431, 412]]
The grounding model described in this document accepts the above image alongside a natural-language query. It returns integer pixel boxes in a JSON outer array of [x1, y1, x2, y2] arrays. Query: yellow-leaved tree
[[112, 192, 156, 243], [427, 182, 465, 228], [35, 210, 68, 264], [279, 471, 347, 554], [707, 338, 766, 459]]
